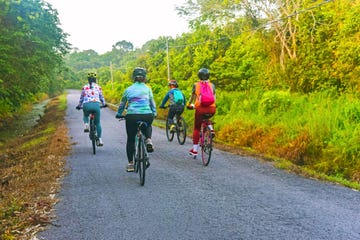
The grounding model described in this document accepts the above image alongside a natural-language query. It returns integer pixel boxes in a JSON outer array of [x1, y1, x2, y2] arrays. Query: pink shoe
[[188, 148, 198, 157]]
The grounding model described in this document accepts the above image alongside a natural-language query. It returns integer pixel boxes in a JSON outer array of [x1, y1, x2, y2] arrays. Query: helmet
[[132, 67, 147, 81], [168, 80, 178, 87], [87, 72, 97, 83], [198, 68, 210, 80]]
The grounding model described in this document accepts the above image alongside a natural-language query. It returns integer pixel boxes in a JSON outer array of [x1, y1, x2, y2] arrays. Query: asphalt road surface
[[37, 90, 360, 240]]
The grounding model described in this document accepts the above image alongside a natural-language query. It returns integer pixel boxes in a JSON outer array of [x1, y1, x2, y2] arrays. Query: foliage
[[0, 0, 69, 118]]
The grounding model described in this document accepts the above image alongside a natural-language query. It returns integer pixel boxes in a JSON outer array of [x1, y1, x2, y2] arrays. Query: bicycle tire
[[201, 126, 212, 166], [138, 137, 146, 186], [90, 118, 96, 155], [176, 116, 187, 145], [166, 119, 175, 141]]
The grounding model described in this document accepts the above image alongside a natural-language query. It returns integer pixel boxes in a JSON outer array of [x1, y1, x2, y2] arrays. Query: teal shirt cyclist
[[116, 67, 156, 172]]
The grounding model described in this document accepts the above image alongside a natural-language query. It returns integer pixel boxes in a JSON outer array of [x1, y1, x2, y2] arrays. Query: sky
[[46, 0, 190, 54]]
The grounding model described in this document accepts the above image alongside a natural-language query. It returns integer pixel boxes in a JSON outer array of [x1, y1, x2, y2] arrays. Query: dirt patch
[[0, 96, 70, 239]]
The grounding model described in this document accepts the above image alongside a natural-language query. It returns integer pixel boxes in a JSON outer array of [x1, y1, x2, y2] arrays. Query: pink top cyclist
[[187, 68, 216, 157]]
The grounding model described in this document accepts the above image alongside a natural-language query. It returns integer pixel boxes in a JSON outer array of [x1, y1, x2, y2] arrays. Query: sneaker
[[145, 138, 154, 153], [188, 148, 198, 157], [96, 138, 103, 146], [126, 162, 134, 172], [84, 123, 89, 132], [146, 159, 150, 169], [170, 124, 176, 133]]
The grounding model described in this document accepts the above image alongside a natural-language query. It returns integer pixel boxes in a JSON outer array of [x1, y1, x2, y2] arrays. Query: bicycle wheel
[[201, 126, 212, 166], [138, 137, 146, 186], [165, 119, 175, 141], [90, 119, 96, 155], [176, 117, 187, 145]]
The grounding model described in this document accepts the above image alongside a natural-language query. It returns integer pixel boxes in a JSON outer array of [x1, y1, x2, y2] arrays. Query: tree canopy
[[0, 0, 69, 117]]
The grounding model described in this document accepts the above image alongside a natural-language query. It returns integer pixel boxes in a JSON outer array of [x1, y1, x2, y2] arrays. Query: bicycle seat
[[202, 113, 213, 119], [136, 120, 148, 129]]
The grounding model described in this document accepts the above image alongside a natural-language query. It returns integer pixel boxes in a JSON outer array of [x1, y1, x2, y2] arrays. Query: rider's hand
[[115, 113, 124, 119], [75, 105, 81, 110], [186, 103, 194, 110]]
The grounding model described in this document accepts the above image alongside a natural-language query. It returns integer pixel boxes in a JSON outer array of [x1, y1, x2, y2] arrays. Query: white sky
[[46, 0, 190, 54]]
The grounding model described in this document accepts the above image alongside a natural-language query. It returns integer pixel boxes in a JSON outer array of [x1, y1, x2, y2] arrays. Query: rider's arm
[[159, 91, 170, 108], [117, 91, 128, 115], [98, 86, 106, 106], [149, 90, 157, 117], [78, 87, 86, 107]]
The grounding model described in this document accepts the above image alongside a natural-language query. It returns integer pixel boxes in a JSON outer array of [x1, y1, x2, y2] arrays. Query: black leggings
[[125, 114, 154, 163]]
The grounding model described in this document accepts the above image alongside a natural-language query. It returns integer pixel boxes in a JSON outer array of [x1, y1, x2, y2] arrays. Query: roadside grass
[[211, 89, 360, 190], [0, 94, 70, 240]]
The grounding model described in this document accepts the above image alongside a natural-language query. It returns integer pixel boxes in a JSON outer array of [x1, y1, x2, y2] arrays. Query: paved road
[[37, 90, 360, 240]]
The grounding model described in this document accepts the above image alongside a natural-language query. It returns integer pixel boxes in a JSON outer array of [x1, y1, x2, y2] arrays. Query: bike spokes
[[176, 117, 187, 145], [138, 138, 146, 186], [166, 119, 175, 141], [201, 127, 212, 166], [90, 119, 97, 155]]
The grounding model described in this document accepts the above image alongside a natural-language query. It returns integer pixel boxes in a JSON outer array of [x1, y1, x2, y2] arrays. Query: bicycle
[[119, 118, 149, 186], [164, 106, 187, 145], [198, 114, 215, 166]]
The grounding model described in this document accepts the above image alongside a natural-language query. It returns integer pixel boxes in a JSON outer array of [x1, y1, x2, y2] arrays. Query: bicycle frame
[[134, 121, 149, 186]]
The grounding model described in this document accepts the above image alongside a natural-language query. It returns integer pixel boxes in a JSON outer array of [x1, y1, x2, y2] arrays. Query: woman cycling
[[76, 72, 106, 146], [115, 67, 157, 172], [187, 68, 216, 157]]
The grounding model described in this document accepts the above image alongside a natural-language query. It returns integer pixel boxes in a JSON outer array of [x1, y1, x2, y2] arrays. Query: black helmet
[[198, 68, 210, 80], [87, 72, 97, 83], [132, 67, 147, 82], [168, 79, 178, 87]]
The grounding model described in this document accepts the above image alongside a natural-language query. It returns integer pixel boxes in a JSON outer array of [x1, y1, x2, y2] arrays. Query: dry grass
[[0, 97, 70, 240]]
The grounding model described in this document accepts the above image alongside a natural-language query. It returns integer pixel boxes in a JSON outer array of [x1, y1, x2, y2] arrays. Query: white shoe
[[97, 138, 103, 146], [84, 123, 89, 132], [145, 138, 154, 152]]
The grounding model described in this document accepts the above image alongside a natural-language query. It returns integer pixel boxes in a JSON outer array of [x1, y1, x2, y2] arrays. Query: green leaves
[[0, 0, 69, 117]]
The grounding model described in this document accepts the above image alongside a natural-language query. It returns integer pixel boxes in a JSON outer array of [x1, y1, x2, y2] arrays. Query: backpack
[[173, 89, 184, 104], [198, 81, 215, 107]]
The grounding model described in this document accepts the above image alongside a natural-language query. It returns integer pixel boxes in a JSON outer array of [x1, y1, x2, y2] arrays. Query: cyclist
[[159, 80, 186, 133], [187, 68, 216, 157], [76, 72, 107, 146], [115, 67, 157, 172]]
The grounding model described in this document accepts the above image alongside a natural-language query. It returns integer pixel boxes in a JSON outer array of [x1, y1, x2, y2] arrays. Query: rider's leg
[[84, 102, 101, 136], [125, 114, 138, 162]]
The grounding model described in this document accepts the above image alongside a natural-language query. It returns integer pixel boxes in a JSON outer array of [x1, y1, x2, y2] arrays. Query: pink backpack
[[198, 81, 215, 107]]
